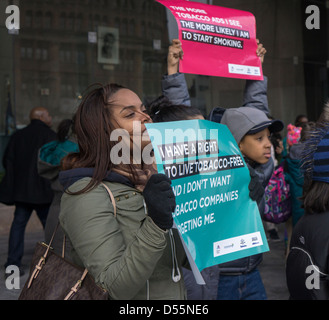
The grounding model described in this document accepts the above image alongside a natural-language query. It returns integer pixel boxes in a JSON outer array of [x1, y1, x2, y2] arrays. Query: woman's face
[[110, 88, 152, 151]]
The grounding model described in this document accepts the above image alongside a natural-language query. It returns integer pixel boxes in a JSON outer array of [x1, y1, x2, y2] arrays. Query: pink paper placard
[[156, 0, 263, 80]]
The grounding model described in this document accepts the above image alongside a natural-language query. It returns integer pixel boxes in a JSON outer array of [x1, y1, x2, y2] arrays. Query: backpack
[[263, 165, 292, 224]]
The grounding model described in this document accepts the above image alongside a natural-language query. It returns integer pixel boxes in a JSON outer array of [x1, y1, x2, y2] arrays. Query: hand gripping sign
[[156, 0, 263, 80], [146, 120, 269, 274]]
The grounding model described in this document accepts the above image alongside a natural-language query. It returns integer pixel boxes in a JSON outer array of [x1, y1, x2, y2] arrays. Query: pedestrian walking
[[0, 107, 56, 274]]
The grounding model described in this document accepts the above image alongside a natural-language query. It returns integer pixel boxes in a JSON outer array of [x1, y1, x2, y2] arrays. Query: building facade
[[1, 0, 170, 127], [0, 0, 328, 134]]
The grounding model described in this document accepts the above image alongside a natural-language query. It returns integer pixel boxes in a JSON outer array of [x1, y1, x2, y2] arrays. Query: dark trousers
[[217, 269, 267, 300], [5, 202, 50, 268]]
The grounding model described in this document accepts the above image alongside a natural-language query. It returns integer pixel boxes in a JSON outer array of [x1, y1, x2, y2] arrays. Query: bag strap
[[62, 234, 66, 258], [27, 223, 61, 288], [101, 182, 117, 217], [64, 269, 89, 300]]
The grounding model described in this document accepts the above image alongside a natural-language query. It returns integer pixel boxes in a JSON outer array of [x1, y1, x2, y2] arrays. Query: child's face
[[239, 128, 272, 164]]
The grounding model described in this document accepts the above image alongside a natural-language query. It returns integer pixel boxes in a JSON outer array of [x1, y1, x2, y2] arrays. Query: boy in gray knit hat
[[214, 77, 284, 300], [206, 42, 283, 300], [221, 106, 283, 166]]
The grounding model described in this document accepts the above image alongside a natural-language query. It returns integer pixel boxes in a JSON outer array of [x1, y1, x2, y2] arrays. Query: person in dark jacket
[[0, 107, 56, 273], [286, 103, 329, 300]]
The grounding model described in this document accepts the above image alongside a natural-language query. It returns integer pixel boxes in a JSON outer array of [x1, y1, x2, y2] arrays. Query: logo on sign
[[240, 239, 247, 248], [252, 236, 259, 245], [213, 232, 264, 258]]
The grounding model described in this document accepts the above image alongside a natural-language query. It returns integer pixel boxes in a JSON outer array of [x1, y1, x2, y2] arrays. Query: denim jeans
[[217, 269, 267, 300], [5, 202, 49, 268]]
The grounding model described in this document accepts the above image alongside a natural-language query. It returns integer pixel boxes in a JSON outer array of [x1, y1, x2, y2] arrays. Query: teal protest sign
[[146, 120, 269, 272]]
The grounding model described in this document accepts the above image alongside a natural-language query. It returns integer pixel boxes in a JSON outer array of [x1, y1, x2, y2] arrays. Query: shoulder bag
[[18, 183, 116, 300]]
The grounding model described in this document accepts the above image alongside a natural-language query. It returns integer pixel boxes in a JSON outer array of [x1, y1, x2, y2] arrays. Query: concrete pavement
[[259, 223, 290, 300], [0, 203, 290, 300]]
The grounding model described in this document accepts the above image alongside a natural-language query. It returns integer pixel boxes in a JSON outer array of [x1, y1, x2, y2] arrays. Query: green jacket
[[59, 176, 187, 300]]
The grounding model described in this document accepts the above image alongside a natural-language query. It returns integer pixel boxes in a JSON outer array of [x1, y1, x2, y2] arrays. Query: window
[[76, 14, 83, 30], [35, 48, 41, 60], [67, 13, 75, 29], [59, 46, 72, 63], [102, 16, 108, 26], [25, 11, 33, 28], [94, 15, 100, 30], [88, 14, 93, 30], [35, 11, 43, 29], [65, 50, 71, 62], [76, 50, 86, 65], [20, 47, 26, 59], [60, 13, 66, 29], [122, 19, 127, 35], [26, 48, 33, 59], [129, 19, 135, 35], [42, 48, 48, 61], [44, 12, 52, 29]]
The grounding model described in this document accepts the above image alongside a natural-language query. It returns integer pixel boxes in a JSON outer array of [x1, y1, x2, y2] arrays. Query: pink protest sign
[[156, 0, 263, 80]]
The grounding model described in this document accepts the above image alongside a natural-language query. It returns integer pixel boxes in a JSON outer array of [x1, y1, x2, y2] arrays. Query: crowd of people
[[0, 38, 328, 300]]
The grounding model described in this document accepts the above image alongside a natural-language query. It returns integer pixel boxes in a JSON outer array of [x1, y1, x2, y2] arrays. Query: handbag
[[18, 183, 116, 300]]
